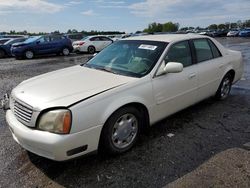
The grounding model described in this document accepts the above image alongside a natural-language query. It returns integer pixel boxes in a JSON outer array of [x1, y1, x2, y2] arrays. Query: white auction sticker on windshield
[[139, 44, 157, 51]]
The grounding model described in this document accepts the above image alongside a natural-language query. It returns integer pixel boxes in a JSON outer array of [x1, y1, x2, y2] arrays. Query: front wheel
[[215, 74, 233, 100], [25, 50, 34, 59], [99, 106, 142, 155]]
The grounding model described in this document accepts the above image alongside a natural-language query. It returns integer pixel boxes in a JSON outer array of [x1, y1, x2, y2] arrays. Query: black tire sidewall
[[88, 46, 95, 54], [100, 106, 142, 155], [215, 74, 232, 100], [25, 50, 34, 59]]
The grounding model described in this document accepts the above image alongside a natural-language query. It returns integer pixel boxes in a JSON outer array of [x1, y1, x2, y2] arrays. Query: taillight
[[79, 42, 85, 45]]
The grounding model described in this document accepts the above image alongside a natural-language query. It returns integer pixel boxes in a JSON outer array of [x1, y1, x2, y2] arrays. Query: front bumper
[[11, 48, 24, 57], [6, 110, 103, 161]]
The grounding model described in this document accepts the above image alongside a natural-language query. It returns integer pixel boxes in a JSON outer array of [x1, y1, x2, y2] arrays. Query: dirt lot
[[0, 38, 250, 188]]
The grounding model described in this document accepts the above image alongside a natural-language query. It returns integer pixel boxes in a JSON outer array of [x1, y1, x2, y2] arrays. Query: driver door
[[151, 40, 198, 121]]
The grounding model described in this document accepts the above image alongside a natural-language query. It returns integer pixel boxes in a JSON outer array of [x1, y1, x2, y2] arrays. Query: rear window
[[208, 39, 222, 58], [193, 39, 213, 63]]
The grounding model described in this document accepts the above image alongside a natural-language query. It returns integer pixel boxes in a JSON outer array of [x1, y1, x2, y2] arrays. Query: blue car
[[239, 28, 250, 37], [0, 38, 26, 58], [11, 35, 73, 59]]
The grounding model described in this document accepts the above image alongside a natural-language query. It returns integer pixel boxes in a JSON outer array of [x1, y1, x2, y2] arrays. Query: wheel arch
[[223, 69, 235, 82], [101, 100, 150, 133], [0, 47, 7, 54], [98, 101, 150, 151]]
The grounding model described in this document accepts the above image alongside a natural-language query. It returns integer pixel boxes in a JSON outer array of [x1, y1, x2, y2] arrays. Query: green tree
[[208, 24, 218, 30], [143, 22, 163, 33], [244, 20, 250, 27], [162, 22, 179, 32], [218, 24, 226, 29]]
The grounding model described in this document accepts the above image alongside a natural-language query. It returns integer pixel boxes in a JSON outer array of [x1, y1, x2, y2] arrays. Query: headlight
[[38, 109, 72, 134]]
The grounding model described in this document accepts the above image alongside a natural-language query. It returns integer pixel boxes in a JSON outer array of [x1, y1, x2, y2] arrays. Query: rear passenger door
[[90, 37, 103, 51], [49, 35, 63, 53], [100, 37, 113, 50], [192, 38, 223, 101]]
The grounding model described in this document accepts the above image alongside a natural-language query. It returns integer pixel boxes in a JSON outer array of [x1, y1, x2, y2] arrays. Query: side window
[[165, 41, 192, 67], [193, 39, 213, 62], [90, 37, 101, 41], [208, 39, 222, 58], [101, 37, 112, 41], [38, 36, 50, 43], [51, 35, 62, 41]]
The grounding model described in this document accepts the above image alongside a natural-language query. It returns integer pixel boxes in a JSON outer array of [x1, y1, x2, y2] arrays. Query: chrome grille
[[13, 100, 33, 125]]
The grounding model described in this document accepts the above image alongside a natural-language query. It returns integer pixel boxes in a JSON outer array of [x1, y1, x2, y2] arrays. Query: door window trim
[[190, 38, 222, 64], [153, 39, 195, 78]]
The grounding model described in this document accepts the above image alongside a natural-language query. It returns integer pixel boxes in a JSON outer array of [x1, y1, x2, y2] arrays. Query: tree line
[[1, 19, 250, 35], [0, 29, 125, 36], [142, 19, 250, 33]]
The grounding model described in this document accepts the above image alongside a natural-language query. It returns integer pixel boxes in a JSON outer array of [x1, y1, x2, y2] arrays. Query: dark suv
[[11, 35, 73, 59]]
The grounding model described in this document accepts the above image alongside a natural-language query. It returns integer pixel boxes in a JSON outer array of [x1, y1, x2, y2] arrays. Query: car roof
[[123, 34, 209, 43]]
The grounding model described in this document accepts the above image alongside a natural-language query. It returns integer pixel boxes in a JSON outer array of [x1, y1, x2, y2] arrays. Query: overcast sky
[[0, 0, 250, 33]]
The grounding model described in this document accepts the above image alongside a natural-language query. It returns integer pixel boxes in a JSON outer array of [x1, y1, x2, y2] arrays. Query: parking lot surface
[[0, 38, 250, 188]]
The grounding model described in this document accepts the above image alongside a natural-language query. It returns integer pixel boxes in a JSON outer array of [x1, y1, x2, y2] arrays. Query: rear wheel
[[99, 106, 142, 155], [0, 49, 5, 58], [215, 74, 233, 100], [62, 47, 70, 56], [88, 46, 96, 54], [25, 50, 34, 59]]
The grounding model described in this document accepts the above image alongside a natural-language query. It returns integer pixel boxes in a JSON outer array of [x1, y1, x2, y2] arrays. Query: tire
[[88, 46, 96, 54], [25, 50, 34, 59], [99, 106, 142, 155], [215, 73, 233, 100], [0, 49, 5, 58], [62, 47, 70, 56]]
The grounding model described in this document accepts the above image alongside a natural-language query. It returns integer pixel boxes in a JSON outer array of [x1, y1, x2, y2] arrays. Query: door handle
[[188, 73, 196, 79]]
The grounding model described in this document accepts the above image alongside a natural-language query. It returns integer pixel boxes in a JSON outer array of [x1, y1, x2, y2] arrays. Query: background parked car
[[239, 28, 250, 37], [227, 29, 240, 37], [0, 35, 26, 39], [73, 35, 113, 54], [11, 35, 73, 59], [66, 33, 85, 42], [0, 38, 12, 45], [0, 38, 26, 58]]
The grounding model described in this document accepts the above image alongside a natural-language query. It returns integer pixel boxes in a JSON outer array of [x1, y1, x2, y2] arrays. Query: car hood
[[12, 65, 137, 110], [12, 42, 27, 47]]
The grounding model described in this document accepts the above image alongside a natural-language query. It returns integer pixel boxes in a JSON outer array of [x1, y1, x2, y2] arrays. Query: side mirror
[[36, 41, 40, 44], [156, 61, 183, 76], [163, 62, 183, 73]]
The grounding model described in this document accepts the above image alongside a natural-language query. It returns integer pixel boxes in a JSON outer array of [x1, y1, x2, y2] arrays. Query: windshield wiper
[[97, 67, 118, 75]]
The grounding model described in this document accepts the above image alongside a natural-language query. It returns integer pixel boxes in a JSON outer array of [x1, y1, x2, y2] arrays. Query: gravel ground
[[165, 148, 250, 188], [0, 38, 250, 188]]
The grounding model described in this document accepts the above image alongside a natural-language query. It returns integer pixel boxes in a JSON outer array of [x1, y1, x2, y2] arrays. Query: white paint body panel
[[6, 34, 244, 161], [73, 36, 112, 52]]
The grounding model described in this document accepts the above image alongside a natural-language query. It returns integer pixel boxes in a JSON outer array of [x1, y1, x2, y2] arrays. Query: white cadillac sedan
[[4, 34, 243, 161], [73, 35, 113, 54]]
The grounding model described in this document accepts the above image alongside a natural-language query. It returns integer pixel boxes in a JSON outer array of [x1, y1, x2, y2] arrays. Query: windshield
[[23, 36, 41, 43], [83, 40, 167, 78]]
